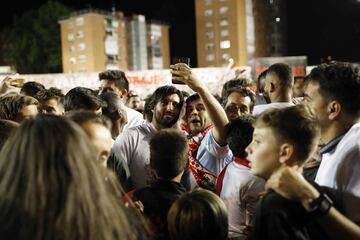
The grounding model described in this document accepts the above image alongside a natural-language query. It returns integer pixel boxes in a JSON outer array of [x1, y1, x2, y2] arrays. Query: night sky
[[1, 0, 360, 66]]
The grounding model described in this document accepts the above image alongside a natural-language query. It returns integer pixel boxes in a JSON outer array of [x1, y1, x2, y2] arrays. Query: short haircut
[[99, 70, 129, 91], [222, 86, 256, 111], [151, 85, 184, 110], [257, 69, 268, 93], [168, 189, 228, 240], [20, 81, 45, 97], [307, 62, 360, 116], [150, 129, 188, 179], [35, 88, 64, 104], [227, 116, 254, 158], [0, 120, 19, 150], [185, 93, 200, 106], [254, 105, 320, 163], [221, 78, 252, 98], [64, 87, 106, 112], [66, 110, 111, 130], [0, 93, 38, 121], [267, 63, 294, 89]]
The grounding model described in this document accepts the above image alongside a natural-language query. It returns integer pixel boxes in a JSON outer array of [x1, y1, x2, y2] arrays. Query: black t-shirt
[[249, 191, 328, 240]]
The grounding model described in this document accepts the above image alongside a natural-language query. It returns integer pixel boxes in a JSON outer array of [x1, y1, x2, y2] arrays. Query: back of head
[[227, 116, 254, 158], [0, 119, 19, 150], [267, 63, 294, 90], [307, 62, 360, 117], [254, 105, 320, 163], [257, 69, 268, 93], [0, 93, 38, 121], [0, 115, 143, 240], [20, 81, 45, 97], [100, 91, 126, 121], [150, 129, 188, 179], [66, 110, 111, 130], [64, 87, 106, 112], [99, 70, 129, 91], [167, 189, 228, 240]]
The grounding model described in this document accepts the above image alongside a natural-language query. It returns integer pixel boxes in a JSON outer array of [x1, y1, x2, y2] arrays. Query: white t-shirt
[[123, 107, 144, 130], [217, 159, 265, 239], [112, 122, 157, 188], [252, 102, 295, 116], [315, 122, 360, 222]]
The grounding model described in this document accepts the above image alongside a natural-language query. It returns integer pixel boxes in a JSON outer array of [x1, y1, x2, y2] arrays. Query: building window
[[204, 0, 213, 5], [222, 53, 230, 60], [220, 19, 229, 26], [78, 55, 86, 63], [205, 43, 214, 51], [70, 57, 76, 64], [206, 54, 215, 62], [204, 9, 213, 17], [67, 34, 74, 41], [76, 31, 84, 38], [76, 17, 84, 26], [205, 22, 213, 28], [219, 6, 229, 14], [78, 43, 86, 51], [69, 46, 75, 52], [206, 32, 214, 39], [220, 29, 229, 37], [220, 40, 231, 49]]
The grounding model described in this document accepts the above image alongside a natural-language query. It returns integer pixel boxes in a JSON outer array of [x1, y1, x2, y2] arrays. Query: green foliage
[[0, 1, 72, 73]]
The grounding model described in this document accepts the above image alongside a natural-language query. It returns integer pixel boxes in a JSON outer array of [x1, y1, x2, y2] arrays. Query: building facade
[[59, 9, 170, 73], [195, 0, 287, 68]]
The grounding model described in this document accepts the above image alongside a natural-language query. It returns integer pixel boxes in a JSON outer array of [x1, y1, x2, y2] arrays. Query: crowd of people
[[0, 61, 359, 240]]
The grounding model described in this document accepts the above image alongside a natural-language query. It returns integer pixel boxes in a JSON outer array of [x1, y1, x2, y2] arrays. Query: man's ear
[[269, 82, 276, 93], [327, 101, 341, 120], [279, 143, 294, 164], [120, 89, 128, 99]]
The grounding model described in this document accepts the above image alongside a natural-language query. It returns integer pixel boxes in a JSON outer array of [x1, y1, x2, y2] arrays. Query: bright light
[[229, 58, 234, 64], [276, 17, 281, 22]]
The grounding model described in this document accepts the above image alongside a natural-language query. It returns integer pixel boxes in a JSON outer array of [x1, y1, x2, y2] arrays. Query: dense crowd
[[0, 61, 359, 240]]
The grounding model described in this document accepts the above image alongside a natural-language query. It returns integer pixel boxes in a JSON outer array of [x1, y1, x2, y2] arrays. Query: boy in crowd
[[216, 116, 265, 239], [130, 129, 188, 240], [246, 105, 329, 239]]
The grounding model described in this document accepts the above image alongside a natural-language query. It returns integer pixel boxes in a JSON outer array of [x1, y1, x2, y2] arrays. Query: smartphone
[[171, 57, 190, 84]]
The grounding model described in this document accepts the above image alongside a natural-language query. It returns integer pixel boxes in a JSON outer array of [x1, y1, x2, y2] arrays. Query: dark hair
[[143, 94, 154, 122], [0, 93, 38, 121], [99, 70, 129, 91], [0, 120, 19, 150], [100, 91, 124, 119], [151, 85, 184, 110], [221, 78, 252, 98], [150, 129, 188, 179], [20, 81, 45, 97], [181, 91, 190, 98], [66, 110, 111, 130], [227, 116, 254, 158], [0, 115, 148, 240], [168, 189, 228, 240], [307, 62, 360, 116], [255, 105, 320, 163], [64, 87, 106, 112], [257, 69, 268, 93], [35, 87, 64, 103], [222, 86, 256, 111], [267, 63, 293, 89], [185, 93, 200, 106]]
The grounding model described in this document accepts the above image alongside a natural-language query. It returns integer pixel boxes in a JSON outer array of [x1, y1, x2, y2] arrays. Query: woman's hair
[[0, 114, 147, 240], [167, 189, 228, 240]]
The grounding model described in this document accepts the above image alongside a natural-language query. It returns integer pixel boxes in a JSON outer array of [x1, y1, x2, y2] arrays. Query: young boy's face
[[246, 126, 282, 180]]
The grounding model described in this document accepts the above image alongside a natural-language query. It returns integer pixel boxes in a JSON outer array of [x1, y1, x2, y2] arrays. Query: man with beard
[[112, 85, 184, 189], [171, 63, 230, 191]]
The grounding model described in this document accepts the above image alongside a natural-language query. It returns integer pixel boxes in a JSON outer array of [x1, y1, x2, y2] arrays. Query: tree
[[0, 1, 71, 73]]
